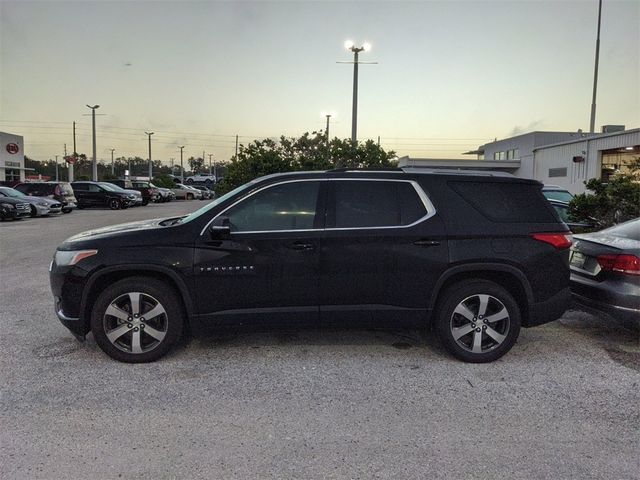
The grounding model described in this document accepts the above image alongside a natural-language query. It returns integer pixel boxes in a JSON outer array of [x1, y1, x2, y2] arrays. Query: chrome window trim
[[199, 177, 436, 236]]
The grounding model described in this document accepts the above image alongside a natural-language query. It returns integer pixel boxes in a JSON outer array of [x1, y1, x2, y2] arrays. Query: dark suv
[[14, 181, 77, 213], [50, 169, 572, 363], [71, 181, 136, 210]]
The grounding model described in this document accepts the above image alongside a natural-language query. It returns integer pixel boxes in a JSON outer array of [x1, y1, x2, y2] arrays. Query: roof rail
[[326, 167, 404, 173], [400, 167, 515, 177]]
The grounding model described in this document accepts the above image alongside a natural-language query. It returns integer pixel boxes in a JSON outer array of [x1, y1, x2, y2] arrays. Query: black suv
[[71, 181, 136, 210], [14, 181, 77, 213], [50, 169, 572, 363]]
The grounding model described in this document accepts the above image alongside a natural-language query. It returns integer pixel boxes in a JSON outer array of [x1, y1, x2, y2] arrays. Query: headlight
[[1, 203, 15, 209], [54, 249, 98, 266], [38, 202, 49, 207]]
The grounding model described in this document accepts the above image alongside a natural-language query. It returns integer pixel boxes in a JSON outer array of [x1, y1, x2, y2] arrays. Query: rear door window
[[327, 180, 427, 229]]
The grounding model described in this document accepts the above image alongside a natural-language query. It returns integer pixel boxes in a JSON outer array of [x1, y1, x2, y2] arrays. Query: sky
[[1, 0, 638, 165]]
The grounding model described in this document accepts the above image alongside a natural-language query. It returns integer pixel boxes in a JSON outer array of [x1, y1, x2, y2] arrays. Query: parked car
[[71, 181, 136, 210], [50, 168, 572, 363], [548, 199, 595, 234], [100, 182, 143, 206], [172, 183, 202, 200], [14, 181, 77, 213], [131, 181, 160, 205], [542, 185, 574, 203], [0, 186, 62, 217], [185, 173, 215, 185], [151, 184, 175, 203], [0, 196, 31, 220], [189, 185, 215, 199], [569, 218, 640, 322]]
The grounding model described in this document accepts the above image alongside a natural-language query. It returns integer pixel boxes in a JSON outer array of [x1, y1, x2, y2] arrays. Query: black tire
[[186, 178, 193, 184], [62, 208, 72, 213], [142, 200, 149, 206], [108, 198, 121, 210], [90, 277, 184, 363], [77, 204, 85, 210], [30, 205, 38, 218], [434, 280, 521, 363], [186, 193, 194, 200]]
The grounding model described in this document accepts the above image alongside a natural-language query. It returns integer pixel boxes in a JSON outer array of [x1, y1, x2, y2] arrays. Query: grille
[[16, 203, 30, 211]]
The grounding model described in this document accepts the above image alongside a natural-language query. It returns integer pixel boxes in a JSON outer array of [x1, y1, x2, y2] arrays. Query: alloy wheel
[[103, 292, 168, 354], [450, 294, 510, 354]]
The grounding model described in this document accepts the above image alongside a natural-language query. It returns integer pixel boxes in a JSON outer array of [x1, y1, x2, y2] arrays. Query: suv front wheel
[[435, 280, 521, 363], [91, 277, 184, 363]]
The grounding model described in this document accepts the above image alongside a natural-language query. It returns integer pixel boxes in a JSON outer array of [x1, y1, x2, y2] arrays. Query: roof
[[532, 127, 640, 151]]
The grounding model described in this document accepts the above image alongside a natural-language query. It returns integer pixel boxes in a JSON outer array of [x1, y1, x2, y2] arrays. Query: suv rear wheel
[[435, 280, 521, 363], [90, 277, 184, 363]]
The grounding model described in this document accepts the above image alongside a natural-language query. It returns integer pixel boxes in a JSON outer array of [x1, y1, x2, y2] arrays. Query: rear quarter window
[[449, 181, 558, 223]]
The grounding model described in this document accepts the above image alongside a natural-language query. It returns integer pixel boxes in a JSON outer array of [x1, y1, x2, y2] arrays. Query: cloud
[[508, 120, 544, 137]]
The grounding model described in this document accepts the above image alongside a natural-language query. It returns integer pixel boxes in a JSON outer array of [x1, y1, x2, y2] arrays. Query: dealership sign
[[6, 143, 19, 154]]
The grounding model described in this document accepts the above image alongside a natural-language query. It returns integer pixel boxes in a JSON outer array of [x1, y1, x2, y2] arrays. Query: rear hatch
[[58, 183, 77, 203]]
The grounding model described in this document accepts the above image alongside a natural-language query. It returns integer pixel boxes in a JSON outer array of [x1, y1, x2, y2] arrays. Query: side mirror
[[209, 216, 231, 238]]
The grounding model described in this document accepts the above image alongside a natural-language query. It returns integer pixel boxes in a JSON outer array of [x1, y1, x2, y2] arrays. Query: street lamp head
[[344, 39, 355, 50], [145, 131, 154, 136], [86, 104, 100, 109], [362, 42, 371, 52]]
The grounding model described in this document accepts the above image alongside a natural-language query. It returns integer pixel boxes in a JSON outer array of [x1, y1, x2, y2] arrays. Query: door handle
[[288, 241, 315, 251], [413, 239, 441, 247]]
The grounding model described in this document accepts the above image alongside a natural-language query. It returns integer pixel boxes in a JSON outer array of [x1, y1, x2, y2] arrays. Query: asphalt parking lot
[[1, 202, 638, 480]]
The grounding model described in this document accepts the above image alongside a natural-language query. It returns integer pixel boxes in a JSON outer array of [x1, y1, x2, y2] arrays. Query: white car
[[185, 173, 215, 185], [171, 183, 202, 200]]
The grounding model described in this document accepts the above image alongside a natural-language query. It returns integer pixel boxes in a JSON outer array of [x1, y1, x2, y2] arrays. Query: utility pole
[[128, 157, 132, 178], [208, 154, 213, 175], [235, 135, 238, 158], [203, 150, 206, 173], [69, 123, 76, 182], [179, 146, 185, 183], [55, 155, 59, 181], [325, 114, 332, 144], [86, 105, 100, 181], [145, 132, 154, 179], [589, 0, 603, 134], [110, 148, 115, 175]]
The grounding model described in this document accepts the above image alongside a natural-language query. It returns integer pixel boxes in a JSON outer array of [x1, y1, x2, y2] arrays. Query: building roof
[[532, 127, 640, 151]]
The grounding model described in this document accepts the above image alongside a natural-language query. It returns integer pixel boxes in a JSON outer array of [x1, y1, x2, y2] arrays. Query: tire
[[30, 205, 38, 218], [90, 277, 184, 363], [77, 204, 85, 210], [434, 280, 521, 363], [186, 193, 194, 200], [186, 178, 193, 184], [142, 200, 149, 206], [62, 208, 72, 214], [108, 198, 121, 210]]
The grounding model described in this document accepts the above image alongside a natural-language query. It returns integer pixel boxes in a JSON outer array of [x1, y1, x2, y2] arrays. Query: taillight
[[55, 185, 61, 196], [597, 254, 640, 275], [532, 233, 573, 249]]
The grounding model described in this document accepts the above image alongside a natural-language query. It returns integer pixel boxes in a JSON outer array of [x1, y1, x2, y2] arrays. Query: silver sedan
[[0, 186, 62, 217]]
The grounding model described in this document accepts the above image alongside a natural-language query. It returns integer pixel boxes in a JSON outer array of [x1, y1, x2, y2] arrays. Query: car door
[[193, 179, 325, 322], [320, 178, 448, 312], [71, 183, 90, 206]]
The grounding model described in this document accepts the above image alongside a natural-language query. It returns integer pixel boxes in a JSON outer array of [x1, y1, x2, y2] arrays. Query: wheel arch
[[81, 265, 195, 331], [429, 263, 533, 326]]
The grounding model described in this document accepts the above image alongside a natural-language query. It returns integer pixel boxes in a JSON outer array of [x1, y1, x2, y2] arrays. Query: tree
[[187, 156, 205, 173], [216, 132, 396, 194], [568, 157, 640, 228]]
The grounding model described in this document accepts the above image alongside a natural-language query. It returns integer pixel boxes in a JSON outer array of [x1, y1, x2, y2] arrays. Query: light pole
[[179, 146, 185, 182], [110, 148, 115, 175], [589, 0, 603, 134], [86, 105, 99, 181], [145, 132, 154, 179], [340, 41, 375, 144], [55, 155, 59, 181]]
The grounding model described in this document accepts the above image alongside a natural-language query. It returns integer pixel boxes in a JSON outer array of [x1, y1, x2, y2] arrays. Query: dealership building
[[399, 126, 640, 194], [0, 131, 27, 183]]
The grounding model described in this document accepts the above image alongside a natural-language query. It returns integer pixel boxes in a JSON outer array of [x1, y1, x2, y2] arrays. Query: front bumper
[[3, 209, 30, 219], [50, 263, 90, 337]]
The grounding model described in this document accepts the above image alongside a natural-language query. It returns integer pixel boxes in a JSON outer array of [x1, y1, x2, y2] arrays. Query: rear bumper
[[525, 287, 571, 327], [571, 292, 640, 322]]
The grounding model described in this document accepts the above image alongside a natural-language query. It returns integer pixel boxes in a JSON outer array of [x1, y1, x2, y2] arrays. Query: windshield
[[544, 190, 574, 203], [99, 183, 123, 192], [0, 187, 25, 198], [179, 181, 257, 224], [603, 218, 640, 241]]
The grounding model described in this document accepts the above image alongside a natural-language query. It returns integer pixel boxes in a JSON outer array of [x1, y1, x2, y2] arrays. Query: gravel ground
[[1, 202, 638, 480]]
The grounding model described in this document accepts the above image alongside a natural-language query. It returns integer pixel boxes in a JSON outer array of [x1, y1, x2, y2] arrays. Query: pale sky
[[1, 0, 638, 164]]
